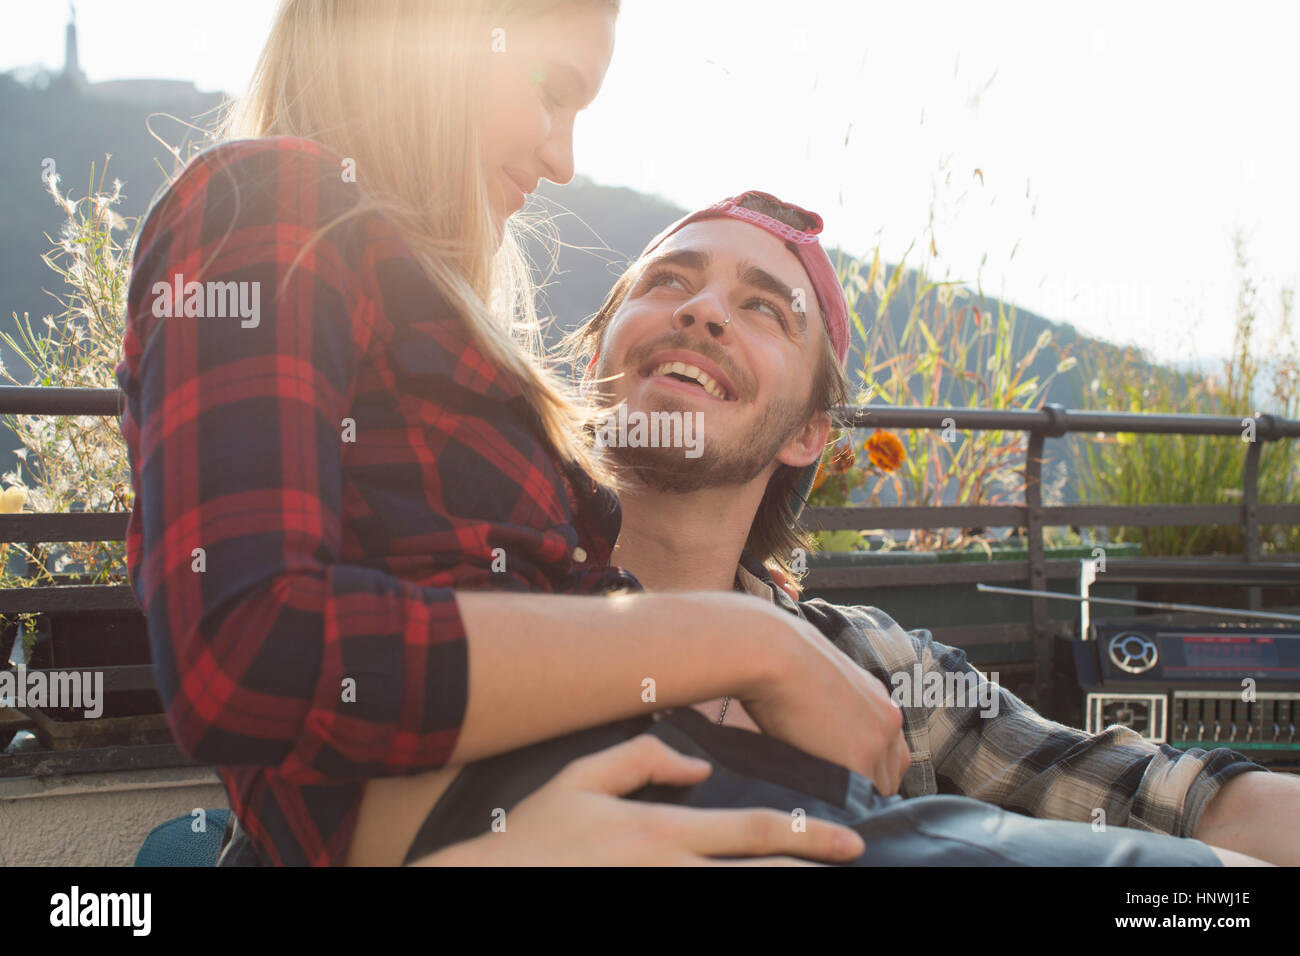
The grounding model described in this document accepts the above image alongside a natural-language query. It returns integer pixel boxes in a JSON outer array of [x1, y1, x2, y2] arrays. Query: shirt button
[[573, 547, 587, 563]]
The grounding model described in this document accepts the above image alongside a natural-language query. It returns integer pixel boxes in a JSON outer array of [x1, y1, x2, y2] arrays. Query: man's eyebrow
[[638, 248, 712, 276], [738, 262, 810, 332]]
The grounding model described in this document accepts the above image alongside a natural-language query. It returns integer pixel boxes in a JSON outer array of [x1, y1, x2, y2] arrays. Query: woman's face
[[479, 3, 617, 232]]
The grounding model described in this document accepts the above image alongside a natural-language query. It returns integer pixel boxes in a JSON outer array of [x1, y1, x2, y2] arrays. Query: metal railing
[[800, 403, 1300, 707], [1, 387, 1298, 772]]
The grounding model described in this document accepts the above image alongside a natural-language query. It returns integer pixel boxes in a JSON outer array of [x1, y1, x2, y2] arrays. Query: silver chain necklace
[[718, 696, 730, 725]]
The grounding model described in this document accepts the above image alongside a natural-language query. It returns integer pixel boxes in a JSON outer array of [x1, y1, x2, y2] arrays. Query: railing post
[[1026, 404, 1068, 711], [1242, 418, 1265, 610], [1025, 430, 1048, 708]]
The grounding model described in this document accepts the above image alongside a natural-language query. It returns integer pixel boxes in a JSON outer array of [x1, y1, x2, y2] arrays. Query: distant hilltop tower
[[46, 1, 212, 108], [61, 2, 87, 90]]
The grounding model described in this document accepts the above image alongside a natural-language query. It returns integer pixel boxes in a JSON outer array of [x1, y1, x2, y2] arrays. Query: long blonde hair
[[222, 0, 618, 483]]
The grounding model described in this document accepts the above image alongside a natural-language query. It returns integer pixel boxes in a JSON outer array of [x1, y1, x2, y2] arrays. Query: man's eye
[[645, 271, 686, 291], [746, 298, 787, 326]]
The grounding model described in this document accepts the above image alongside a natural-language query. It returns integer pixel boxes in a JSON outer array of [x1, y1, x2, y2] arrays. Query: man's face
[[592, 219, 829, 492]]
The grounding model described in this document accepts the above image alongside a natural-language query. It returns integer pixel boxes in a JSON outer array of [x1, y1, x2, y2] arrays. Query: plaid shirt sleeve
[[796, 597, 1268, 839], [116, 138, 468, 787]]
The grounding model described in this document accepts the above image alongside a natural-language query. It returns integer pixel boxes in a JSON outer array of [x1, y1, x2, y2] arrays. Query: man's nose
[[672, 295, 731, 340]]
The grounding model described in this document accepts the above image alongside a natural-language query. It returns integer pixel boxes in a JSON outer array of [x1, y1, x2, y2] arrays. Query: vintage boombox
[[1070, 622, 1300, 767]]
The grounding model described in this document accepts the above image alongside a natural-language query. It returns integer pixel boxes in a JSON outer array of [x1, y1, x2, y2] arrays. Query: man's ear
[[776, 410, 832, 469]]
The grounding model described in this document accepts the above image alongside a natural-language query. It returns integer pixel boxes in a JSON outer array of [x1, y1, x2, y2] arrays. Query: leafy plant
[[1075, 233, 1299, 556], [808, 241, 1075, 552], [0, 161, 136, 588]]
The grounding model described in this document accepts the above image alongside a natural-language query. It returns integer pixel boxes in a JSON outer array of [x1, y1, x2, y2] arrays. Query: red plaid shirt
[[116, 136, 637, 866]]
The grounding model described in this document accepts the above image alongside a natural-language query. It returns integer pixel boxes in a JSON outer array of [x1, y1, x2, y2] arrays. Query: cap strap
[[713, 201, 821, 246]]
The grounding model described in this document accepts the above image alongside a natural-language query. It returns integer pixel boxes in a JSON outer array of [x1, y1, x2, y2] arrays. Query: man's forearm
[[1194, 770, 1300, 865]]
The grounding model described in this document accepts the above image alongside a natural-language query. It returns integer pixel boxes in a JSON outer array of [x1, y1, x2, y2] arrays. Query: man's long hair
[[565, 194, 850, 579]]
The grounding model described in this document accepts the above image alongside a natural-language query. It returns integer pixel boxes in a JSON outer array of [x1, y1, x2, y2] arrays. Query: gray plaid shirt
[[735, 553, 1266, 839]]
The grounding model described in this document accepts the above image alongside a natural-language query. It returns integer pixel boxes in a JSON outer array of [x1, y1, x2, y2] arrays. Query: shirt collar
[[734, 549, 806, 618]]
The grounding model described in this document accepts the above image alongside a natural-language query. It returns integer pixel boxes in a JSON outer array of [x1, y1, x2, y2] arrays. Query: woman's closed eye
[[540, 85, 565, 112]]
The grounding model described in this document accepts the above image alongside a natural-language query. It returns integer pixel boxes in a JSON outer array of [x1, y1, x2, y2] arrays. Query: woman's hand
[[740, 602, 912, 796], [410, 735, 866, 866]]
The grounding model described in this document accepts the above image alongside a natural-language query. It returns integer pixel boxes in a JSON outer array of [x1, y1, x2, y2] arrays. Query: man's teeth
[[649, 361, 728, 400]]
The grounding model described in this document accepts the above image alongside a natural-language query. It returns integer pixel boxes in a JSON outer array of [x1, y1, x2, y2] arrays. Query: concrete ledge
[[0, 765, 227, 866]]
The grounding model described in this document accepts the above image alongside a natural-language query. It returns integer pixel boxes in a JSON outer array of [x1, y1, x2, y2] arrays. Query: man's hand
[[410, 735, 867, 866], [1194, 770, 1300, 866]]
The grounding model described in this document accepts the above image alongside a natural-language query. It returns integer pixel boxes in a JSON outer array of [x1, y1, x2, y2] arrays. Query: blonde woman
[[117, 0, 905, 867]]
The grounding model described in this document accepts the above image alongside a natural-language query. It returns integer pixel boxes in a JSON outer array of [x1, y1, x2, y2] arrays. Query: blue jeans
[[400, 707, 1221, 867]]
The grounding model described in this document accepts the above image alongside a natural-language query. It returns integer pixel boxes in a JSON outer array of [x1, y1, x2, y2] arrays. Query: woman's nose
[[538, 123, 576, 186]]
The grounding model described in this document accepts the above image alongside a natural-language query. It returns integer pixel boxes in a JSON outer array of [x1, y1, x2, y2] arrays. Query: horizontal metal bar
[[1051, 504, 1243, 527], [803, 558, 1086, 589], [1061, 504, 1300, 527], [0, 584, 139, 614], [0, 742, 197, 780], [1, 388, 1295, 440], [1061, 409, 1300, 439], [975, 583, 1300, 622], [801, 505, 1025, 531], [0, 387, 122, 416], [1098, 560, 1300, 585], [834, 405, 1300, 439], [9, 665, 158, 693], [802, 503, 1300, 532], [0, 511, 129, 543]]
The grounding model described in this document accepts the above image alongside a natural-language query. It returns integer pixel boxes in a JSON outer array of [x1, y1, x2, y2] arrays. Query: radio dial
[[1108, 633, 1159, 674]]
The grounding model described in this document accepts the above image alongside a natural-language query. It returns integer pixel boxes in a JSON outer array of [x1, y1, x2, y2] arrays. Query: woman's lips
[[503, 170, 534, 212], [502, 173, 526, 211]]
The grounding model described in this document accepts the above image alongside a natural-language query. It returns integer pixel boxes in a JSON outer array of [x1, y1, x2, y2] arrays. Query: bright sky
[[3, 0, 1297, 363]]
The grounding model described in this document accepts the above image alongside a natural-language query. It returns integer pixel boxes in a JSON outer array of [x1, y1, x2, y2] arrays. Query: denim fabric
[[402, 708, 1222, 867]]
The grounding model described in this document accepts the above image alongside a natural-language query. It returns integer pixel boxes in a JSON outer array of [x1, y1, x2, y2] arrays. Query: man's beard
[[609, 394, 811, 494]]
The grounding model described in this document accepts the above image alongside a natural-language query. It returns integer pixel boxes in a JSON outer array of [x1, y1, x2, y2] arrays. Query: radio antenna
[[975, 583, 1300, 624]]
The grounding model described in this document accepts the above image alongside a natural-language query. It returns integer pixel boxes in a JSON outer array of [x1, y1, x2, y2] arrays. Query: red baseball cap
[[638, 190, 850, 364]]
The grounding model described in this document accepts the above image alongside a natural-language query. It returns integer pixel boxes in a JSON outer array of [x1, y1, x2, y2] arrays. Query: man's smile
[[636, 349, 738, 402]]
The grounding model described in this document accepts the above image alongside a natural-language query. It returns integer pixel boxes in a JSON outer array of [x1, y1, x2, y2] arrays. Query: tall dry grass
[[1076, 233, 1299, 556]]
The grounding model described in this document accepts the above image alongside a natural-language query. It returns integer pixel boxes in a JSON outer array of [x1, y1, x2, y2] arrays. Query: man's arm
[[1194, 770, 1300, 865], [802, 599, 1266, 839]]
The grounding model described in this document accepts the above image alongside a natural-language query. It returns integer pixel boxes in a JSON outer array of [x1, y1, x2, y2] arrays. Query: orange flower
[[864, 428, 905, 472]]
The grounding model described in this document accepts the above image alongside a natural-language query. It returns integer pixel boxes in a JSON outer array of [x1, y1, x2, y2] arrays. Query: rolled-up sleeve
[[804, 598, 1265, 838]]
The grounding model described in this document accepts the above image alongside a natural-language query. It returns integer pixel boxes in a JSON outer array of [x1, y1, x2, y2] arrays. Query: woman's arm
[[453, 589, 912, 791]]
